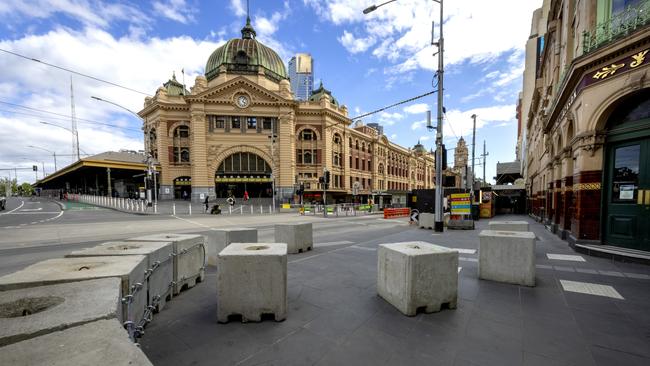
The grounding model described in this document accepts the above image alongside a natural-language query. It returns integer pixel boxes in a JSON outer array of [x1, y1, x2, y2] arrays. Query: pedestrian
[[227, 195, 235, 207], [243, 190, 249, 202], [204, 195, 209, 213]]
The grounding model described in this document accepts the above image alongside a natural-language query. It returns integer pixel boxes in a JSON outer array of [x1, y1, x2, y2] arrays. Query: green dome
[[413, 140, 427, 154], [205, 18, 287, 82], [309, 81, 339, 106]]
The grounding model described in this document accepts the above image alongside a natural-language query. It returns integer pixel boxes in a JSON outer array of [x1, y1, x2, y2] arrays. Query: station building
[[139, 18, 435, 204], [522, 0, 650, 255]]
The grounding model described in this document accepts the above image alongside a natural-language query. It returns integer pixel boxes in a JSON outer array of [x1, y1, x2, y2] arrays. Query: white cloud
[[411, 120, 425, 130], [403, 103, 429, 114], [419, 135, 430, 141], [0, 27, 226, 183], [376, 111, 403, 126], [253, 2, 293, 62], [152, 0, 197, 24], [230, 0, 246, 17], [305, 0, 541, 84], [444, 104, 516, 137], [338, 31, 376, 54], [0, 1, 148, 30], [390, 133, 397, 139]]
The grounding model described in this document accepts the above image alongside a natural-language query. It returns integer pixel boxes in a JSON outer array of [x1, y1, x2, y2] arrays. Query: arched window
[[299, 129, 316, 140], [362, 142, 366, 152], [349, 138, 352, 148], [173, 125, 190, 164], [303, 151, 313, 164], [355, 140, 359, 150]]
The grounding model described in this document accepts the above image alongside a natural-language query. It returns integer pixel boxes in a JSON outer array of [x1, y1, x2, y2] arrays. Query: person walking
[[204, 195, 209, 213], [243, 190, 249, 202], [226, 194, 236, 207]]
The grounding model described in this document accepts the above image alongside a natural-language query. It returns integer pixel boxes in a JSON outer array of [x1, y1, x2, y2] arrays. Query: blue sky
[[0, 0, 541, 184]]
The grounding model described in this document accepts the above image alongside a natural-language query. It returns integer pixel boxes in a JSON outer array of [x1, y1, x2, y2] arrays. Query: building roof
[[496, 161, 521, 175], [35, 151, 159, 185], [205, 18, 287, 82], [163, 72, 189, 96]]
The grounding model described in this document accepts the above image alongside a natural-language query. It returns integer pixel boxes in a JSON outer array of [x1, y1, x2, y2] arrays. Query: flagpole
[[181, 68, 186, 95]]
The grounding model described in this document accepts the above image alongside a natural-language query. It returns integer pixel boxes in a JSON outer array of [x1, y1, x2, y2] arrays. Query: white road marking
[[172, 215, 211, 229], [598, 270, 624, 277], [547, 254, 585, 262], [560, 280, 624, 300], [459, 257, 478, 262], [0, 200, 24, 215], [315, 241, 354, 247], [350, 245, 376, 251], [623, 272, 650, 280], [6, 212, 62, 215], [20, 208, 43, 211]]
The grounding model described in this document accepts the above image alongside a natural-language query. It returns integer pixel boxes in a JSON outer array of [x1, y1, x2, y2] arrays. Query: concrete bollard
[[478, 230, 536, 286], [418, 213, 435, 230], [274, 223, 313, 254], [0, 256, 148, 326], [0, 278, 121, 347], [205, 228, 258, 266], [127, 234, 205, 295], [67, 241, 174, 313], [0, 319, 154, 366], [377, 242, 458, 316], [217, 243, 287, 323], [488, 221, 529, 232]]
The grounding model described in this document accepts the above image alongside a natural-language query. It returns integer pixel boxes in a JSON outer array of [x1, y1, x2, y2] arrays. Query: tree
[[18, 183, 34, 196], [0, 177, 17, 196]]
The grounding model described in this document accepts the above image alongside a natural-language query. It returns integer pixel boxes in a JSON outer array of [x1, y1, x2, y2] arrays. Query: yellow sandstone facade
[[139, 19, 434, 203]]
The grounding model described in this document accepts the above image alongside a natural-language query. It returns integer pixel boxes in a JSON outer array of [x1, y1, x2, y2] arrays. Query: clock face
[[236, 95, 249, 108]]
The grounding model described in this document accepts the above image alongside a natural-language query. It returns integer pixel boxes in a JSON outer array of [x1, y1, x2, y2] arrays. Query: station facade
[[139, 18, 435, 204], [522, 0, 650, 253]]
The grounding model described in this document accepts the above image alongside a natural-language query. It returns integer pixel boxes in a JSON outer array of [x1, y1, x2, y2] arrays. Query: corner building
[[522, 0, 650, 253], [139, 19, 435, 204]]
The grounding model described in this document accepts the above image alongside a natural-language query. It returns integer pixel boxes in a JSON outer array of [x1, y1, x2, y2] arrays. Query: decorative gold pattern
[[630, 50, 648, 68], [593, 63, 625, 79], [573, 182, 601, 191]]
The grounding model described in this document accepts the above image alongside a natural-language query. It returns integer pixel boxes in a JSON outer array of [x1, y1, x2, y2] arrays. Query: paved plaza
[[140, 215, 650, 366]]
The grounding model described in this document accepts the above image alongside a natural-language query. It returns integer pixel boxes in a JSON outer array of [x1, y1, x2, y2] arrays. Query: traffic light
[[324, 171, 331, 184], [442, 144, 448, 170], [32, 165, 37, 172]]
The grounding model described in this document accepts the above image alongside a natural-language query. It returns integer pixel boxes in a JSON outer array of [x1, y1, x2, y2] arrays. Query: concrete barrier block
[[217, 243, 287, 323], [66, 241, 173, 312], [377, 242, 458, 316], [418, 213, 435, 229], [447, 219, 474, 230], [127, 234, 205, 295], [0, 278, 121, 347], [0, 256, 147, 326], [205, 228, 258, 266], [274, 223, 312, 254], [0, 319, 153, 366], [488, 221, 529, 232], [479, 230, 536, 286]]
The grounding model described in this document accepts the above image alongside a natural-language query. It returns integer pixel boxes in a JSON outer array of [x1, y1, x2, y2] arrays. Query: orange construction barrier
[[383, 208, 411, 219]]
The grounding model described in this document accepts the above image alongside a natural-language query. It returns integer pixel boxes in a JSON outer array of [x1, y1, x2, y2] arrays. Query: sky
[[0, 0, 542, 185]]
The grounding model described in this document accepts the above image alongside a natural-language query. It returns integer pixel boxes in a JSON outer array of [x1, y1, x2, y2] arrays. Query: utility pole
[[433, 0, 444, 232], [70, 76, 80, 161], [471, 113, 476, 192], [481, 140, 489, 186]]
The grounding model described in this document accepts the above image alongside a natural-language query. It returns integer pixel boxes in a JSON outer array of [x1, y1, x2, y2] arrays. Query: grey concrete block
[[377, 242, 458, 316], [447, 219, 474, 230], [217, 243, 287, 323], [205, 228, 258, 266], [418, 213, 435, 229], [0, 319, 153, 366], [66, 241, 173, 312], [0, 278, 121, 347], [127, 233, 205, 295], [0, 256, 147, 326], [479, 230, 536, 286], [274, 223, 313, 254], [488, 221, 529, 232]]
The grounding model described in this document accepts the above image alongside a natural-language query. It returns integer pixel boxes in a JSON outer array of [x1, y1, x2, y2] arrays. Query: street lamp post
[[363, 0, 444, 231], [92, 96, 157, 205], [27, 145, 57, 172]]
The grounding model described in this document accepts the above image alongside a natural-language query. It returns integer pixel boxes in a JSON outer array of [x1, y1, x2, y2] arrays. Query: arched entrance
[[215, 152, 272, 199], [603, 89, 650, 251], [174, 176, 192, 200]]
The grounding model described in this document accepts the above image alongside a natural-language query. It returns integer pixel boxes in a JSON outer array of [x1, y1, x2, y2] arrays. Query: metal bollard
[[240, 205, 243, 215], [229, 205, 232, 215], [154, 203, 157, 213], [269, 205, 272, 214], [172, 203, 176, 216], [260, 205, 263, 214], [188, 203, 192, 215], [251, 205, 253, 214]]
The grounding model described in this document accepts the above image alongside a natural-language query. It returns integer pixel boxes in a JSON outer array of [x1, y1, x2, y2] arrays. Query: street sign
[[450, 193, 471, 215]]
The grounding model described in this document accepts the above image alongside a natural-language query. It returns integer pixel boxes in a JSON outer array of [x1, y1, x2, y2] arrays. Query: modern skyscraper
[[366, 122, 383, 135], [288, 53, 313, 101]]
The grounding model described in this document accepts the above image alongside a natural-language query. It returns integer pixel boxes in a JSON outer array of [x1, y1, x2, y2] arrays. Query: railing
[[582, 1, 650, 55]]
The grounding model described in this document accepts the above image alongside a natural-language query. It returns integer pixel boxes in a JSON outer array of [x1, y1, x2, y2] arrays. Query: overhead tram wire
[[0, 108, 142, 132], [349, 90, 437, 121], [0, 48, 152, 96]]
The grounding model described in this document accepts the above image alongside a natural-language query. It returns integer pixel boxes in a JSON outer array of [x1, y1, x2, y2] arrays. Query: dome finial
[[241, 0, 256, 39]]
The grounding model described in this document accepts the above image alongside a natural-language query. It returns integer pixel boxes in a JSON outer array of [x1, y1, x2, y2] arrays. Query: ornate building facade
[[523, 0, 649, 253], [139, 19, 435, 204]]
